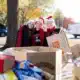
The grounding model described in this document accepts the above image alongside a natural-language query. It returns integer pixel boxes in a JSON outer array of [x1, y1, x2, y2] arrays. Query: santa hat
[[46, 16, 52, 19]]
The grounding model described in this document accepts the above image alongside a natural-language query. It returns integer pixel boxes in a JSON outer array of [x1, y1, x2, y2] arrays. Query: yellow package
[[3, 70, 18, 80]]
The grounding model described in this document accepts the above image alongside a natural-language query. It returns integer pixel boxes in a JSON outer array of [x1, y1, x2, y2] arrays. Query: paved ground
[[0, 37, 6, 47]]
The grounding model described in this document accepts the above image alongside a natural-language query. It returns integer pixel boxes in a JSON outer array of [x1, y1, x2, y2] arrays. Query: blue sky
[[55, 0, 80, 22]]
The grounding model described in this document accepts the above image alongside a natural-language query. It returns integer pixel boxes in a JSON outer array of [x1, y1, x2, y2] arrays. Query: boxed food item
[[13, 60, 54, 80], [4, 47, 62, 80], [0, 54, 15, 73], [13, 69, 42, 80], [3, 70, 18, 80], [0, 75, 4, 80], [14, 60, 44, 77], [0, 70, 17, 80]]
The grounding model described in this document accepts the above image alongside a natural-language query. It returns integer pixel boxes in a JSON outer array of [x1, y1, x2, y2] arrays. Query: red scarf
[[16, 25, 23, 47]]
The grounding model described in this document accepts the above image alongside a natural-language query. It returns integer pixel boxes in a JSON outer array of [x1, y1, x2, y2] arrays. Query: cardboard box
[[46, 29, 72, 64], [5, 47, 62, 80], [0, 54, 15, 73], [72, 66, 80, 80], [71, 44, 80, 59]]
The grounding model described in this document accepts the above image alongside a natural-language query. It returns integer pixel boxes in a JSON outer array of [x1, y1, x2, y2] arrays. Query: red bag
[[0, 54, 15, 73], [16, 25, 23, 47]]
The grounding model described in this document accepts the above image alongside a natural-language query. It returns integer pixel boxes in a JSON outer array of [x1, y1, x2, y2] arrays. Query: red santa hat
[[46, 16, 52, 19]]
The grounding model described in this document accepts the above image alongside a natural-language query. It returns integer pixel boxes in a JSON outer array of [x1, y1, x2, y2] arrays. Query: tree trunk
[[1, 0, 18, 49]]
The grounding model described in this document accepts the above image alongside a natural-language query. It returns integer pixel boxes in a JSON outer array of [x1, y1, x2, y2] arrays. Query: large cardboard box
[[4, 47, 62, 80], [72, 66, 80, 80]]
